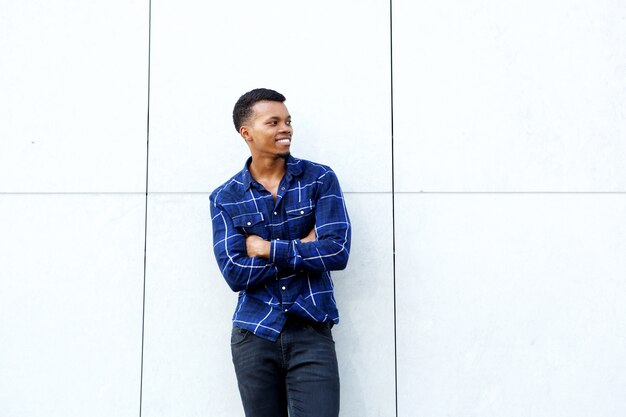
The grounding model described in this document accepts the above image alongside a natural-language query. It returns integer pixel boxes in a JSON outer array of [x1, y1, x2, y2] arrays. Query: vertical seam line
[[139, 0, 152, 416], [389, 0, 398, 416]]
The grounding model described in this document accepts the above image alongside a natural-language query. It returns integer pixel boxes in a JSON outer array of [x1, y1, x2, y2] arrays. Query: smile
[[276, 138, 291, 144]]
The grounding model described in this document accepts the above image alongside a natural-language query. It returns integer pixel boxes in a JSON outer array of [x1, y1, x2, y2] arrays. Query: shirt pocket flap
[[232, 212, 265, 228], [285, 200, 315, 217]]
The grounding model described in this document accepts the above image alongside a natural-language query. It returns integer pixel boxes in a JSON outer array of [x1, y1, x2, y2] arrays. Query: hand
[[300, 227, 316, 243], [245, 235, 271, 258]]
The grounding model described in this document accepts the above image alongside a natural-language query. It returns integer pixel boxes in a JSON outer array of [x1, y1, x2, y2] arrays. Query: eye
[[286, 120, 292, 126]]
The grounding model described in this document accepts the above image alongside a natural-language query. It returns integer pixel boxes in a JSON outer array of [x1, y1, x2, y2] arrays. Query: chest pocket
[[232, 212, 267, 238], [285, 199, 315, 239]]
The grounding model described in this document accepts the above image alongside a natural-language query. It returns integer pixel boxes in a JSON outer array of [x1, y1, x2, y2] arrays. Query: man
[[210, 88, 351, 417]]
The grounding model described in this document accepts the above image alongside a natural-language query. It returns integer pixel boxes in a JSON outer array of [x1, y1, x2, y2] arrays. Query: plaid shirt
[[210, 155, 351, 341]]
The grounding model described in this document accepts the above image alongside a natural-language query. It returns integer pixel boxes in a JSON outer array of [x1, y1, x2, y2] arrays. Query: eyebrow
[[265, 115, 291, 121]]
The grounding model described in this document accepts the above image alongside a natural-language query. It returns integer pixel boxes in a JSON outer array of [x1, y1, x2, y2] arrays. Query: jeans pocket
[[309, 323, 335, 343], [231, 326, 251, 345]]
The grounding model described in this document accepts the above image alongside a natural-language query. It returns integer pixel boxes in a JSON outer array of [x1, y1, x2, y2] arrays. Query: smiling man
[[210, 88, 351, 417]]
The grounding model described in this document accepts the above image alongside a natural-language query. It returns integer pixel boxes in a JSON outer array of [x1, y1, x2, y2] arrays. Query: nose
[[280, 122, 292, 133]]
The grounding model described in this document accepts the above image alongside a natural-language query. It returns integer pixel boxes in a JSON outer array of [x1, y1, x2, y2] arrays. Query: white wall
[[1, 1, 148, 416], [1, 1, 626, 416], [393, 1, 626, 415]]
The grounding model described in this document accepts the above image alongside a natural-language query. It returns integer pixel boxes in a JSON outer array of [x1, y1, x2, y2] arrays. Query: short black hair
[[233, 88, 286, 132]]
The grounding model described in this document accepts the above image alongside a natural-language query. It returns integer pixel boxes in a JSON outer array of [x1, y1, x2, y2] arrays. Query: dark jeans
[[231, 318, 340, 417]]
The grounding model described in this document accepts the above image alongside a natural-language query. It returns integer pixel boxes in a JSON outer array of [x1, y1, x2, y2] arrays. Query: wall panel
[[141, 192, 396, 416], [394, 193, 626, 416], [0, 195, 145, 417], [393, 0, 626, 192], [148, 0, 391, 193], [0, 0, 149, 192]]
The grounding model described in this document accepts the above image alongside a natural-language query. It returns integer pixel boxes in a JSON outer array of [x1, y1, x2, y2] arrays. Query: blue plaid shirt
[[210, 155, 351, 341]]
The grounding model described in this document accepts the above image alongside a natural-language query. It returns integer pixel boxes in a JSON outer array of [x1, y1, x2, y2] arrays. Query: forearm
[[211, 208, 277, 291], [216, 250, 278, 292], [270, 232, 350, 272]]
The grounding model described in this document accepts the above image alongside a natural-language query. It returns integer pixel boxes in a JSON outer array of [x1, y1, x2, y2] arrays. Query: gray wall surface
[[2, 1, 626, 416]]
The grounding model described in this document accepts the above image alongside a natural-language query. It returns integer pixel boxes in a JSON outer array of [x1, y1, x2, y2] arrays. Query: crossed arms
[[210, 170, 351, 292]]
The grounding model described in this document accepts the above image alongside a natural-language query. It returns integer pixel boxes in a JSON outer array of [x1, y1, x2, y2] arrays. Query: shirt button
[[300, 210, 305, 215], [281, 286, 286, 290], [273, 211, 278, 215], [284, 309, 288, 312], [246, 221, 251, 226], [281, 186, 285, 190]]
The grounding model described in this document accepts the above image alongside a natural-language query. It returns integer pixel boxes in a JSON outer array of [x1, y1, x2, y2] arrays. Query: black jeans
[[231, 318, 340, 417]]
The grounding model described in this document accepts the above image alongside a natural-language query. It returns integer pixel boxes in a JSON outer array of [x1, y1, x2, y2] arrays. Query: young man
[[210, 88, 351, 417]]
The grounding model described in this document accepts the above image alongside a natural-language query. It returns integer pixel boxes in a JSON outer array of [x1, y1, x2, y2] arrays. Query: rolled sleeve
[[270, 239, 291, 264]]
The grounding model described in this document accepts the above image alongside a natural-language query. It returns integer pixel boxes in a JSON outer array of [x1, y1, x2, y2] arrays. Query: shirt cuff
[[270, 239, 291, 266]]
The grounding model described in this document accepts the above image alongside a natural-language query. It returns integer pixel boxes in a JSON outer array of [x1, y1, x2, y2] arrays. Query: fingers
[[245, 234, 270, 258]]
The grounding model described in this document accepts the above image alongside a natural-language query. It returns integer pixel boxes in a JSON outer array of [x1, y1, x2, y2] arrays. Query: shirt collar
[[240, 155, 303, 192]]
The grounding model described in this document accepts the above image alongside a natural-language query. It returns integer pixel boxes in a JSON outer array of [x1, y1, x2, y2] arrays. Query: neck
[[249, 154, 287, 182]]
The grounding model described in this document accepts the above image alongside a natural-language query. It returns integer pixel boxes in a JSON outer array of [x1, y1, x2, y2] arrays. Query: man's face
[[240, 100, 293, 158]]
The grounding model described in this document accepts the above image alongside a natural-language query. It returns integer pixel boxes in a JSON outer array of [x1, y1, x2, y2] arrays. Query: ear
[[239, 125, 252, 142]]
